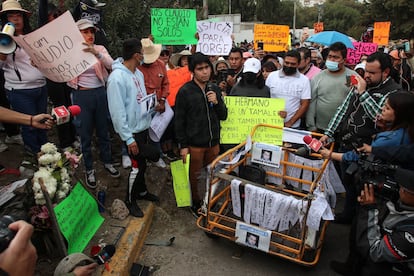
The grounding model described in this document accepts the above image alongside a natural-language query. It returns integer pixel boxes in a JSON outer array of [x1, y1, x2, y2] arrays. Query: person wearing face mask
[[229, 58, 270, 97], [306, 42, 356, 133], [265, 50, 311, 129], [319, 52, 402, 224]]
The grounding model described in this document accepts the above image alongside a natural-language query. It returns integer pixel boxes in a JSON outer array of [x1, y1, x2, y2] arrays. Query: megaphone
[[0, 22, 16, 55]]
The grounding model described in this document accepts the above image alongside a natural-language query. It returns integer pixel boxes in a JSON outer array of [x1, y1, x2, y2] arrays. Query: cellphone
[[346, 75, 358, 86], [404, 41, 410, 52], [257, 42, 264, 49]]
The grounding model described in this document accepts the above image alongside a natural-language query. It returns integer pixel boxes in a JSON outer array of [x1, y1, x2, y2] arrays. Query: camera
[[341, 132, 363, 151], [0, 215, 16, 253], [357, 155, 400, 202], [215, 68, 235, 83]]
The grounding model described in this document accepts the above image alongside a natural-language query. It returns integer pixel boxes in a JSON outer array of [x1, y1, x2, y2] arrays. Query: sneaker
[[104, 164, 120, 178], [126, 200, 144, 217], [85, 170, 97, 189], [0, 142, 8, 153], [153, 158, 166, 168], [5, 134, 23, 145], [122, 155, 131, 169], [129, 168, 139, 188], [137, 192, 159, 202]]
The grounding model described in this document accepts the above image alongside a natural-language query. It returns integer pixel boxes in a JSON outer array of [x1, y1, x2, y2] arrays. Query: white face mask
[[325, 60, 339, 71]]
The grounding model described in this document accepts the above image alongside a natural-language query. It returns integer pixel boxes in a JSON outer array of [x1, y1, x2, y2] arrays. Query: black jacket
[[175, 80, 227, 148]]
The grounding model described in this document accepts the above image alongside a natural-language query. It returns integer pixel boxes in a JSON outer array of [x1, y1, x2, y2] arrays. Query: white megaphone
[[0, 22, 17, 55]]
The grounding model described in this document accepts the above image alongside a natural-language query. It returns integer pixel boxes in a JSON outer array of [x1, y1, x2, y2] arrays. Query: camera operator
[[0, 220, 37, 276], [358, 168, 414, 275]]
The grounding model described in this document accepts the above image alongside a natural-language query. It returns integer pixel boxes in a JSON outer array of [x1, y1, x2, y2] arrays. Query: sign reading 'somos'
[[196, 21, 233, 56], [13, 11, 97, 83]]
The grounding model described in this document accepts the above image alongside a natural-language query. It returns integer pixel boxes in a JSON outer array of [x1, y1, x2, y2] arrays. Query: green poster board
[[220, 96, 285, 145], [151, 8, 198, 45], [54, 182, 104, 254], [170, 154, 192, 207]]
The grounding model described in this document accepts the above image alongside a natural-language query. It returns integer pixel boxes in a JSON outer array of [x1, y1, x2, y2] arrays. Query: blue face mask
[[325, 60, 339, 71]]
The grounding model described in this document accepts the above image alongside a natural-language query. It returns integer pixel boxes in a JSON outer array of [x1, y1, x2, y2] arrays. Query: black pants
[[128, 130, 159, 200], [0, 71, 19, 137]]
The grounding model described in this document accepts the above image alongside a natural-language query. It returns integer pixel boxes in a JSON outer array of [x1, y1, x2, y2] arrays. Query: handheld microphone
[[205, 82, 214, 108], [94, 244, 116, 265], [303, 135, 322, 152], [41, 105, 81, 125]]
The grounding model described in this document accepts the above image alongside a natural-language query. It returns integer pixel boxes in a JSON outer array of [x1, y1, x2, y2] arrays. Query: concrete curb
[[102, 203, 155, 276]]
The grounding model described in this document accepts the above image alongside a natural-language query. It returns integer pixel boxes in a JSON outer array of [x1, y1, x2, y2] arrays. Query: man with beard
[[265, 50, 311, 129], [320, 52, 402, 224]]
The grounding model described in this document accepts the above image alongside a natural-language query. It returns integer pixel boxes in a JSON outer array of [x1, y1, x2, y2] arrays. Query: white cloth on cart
[[231, 179, 242, 217]]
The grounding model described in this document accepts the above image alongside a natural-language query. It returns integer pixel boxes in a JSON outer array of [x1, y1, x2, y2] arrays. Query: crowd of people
[[0, 0, 414, 275]]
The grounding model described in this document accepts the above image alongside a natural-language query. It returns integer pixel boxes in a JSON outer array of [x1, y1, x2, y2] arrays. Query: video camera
[[356, 155, 400, 202], [215, 68, 236, 83], [0, 215, 16, 253]]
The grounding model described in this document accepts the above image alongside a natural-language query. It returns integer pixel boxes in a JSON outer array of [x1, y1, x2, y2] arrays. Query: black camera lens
[[0, 215, 16, 253]]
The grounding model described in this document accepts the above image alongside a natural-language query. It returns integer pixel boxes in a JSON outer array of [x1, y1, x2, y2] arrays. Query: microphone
[[205, 82, 214, 108], [303, 135, 323, 152], [94, 244, 116, 265], [41, 105, 81, 125]]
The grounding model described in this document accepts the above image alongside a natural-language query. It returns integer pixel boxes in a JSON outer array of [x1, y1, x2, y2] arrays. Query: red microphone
[[41, 105, 81, 125], [303, 135, 322, 152]]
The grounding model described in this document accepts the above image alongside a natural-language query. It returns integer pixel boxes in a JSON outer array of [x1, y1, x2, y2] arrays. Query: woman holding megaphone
[[0, 0, 48, 155]]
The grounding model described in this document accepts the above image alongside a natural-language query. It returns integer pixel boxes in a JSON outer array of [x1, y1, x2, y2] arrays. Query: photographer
[[0, 220, 37, 275]]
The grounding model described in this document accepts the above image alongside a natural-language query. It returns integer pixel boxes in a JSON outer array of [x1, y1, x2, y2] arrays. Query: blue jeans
[[7, 86, 48, 153], [72, 87, 112, 170]]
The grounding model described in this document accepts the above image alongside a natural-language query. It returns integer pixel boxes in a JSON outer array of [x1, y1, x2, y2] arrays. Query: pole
[[293, 1, 296, 41], [229, 0, 231, 14], [203, 0, 208, 19]]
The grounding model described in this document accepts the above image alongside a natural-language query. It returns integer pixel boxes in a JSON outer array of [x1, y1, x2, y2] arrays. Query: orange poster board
[[313, 22, 324, 34], [373, 21, 390, 46], [254, 24, 290, 52]]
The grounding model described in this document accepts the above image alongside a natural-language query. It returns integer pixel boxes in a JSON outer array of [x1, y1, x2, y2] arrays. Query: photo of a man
[[261, 149, 272, 162], [245, 232, 259, 248]]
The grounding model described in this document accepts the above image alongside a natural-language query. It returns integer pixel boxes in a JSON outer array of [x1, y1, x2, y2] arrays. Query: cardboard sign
[[151, 8, 197, 45], [346, 42, 378, 65], [253, 24, 290, 52], [54, 182, 104, 254], [235, 221, 271, 252], [196, 21, 233, 56], [313, 22, 324, 34], [251, 142, 282, 168], [170, 154, 192, 207], [373, 21, 391, 46], [221, 96, 285, 145], [13, 11, 97, 83]]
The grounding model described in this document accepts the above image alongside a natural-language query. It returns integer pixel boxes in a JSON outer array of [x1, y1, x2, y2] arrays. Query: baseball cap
[[243, 57, 261, 73]]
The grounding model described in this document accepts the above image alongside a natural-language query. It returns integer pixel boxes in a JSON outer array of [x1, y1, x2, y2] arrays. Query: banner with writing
[[151, 8, 197, 45], [13, 11, 97, 83], [221, 96, 285, 145], [196, 21, 233, 56], [253, 24, 289, 52], [346, 42, 378, 65], [373, 21, 391, 46], [54, 182, 104, 254], [313, 22, 324, 34], [170, 154, 192, 207]]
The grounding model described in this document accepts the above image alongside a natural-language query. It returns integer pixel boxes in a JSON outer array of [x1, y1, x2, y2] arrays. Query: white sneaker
[[122, 155, 131, 169], [0, 142, 8, 152], [153, 158, 166, 168], [5, 134, 23, 145]]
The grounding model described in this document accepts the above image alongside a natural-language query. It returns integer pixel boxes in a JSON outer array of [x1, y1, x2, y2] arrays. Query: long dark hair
[[388, 91, 414, 141]]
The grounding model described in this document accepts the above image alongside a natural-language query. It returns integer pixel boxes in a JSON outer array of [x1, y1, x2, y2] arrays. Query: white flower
[[56, 191, 67, 200], [40, 143, 58, 154]]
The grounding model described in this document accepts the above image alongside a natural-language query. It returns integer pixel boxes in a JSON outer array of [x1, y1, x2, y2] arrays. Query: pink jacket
[[67, 45, 113, 89]]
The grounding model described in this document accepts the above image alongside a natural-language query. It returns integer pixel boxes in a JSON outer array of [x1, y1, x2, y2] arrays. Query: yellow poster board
[[220, 96, 285, 145], [170, 154, 192, 207], [373, 21, 391, 46], [254, 24, 290, 52]]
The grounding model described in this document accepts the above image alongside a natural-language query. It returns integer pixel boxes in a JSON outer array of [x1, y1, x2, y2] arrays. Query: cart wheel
[[204, 231, 219, 239]]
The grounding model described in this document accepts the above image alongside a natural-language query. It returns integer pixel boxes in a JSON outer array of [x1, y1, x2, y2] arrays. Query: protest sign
[[313, 22, 324, 34], [373, 21, 391, 46], [149, 101, 174, 142], [13, 11, 97, 83], [253, 24, 289, 52], [151, 8, 197, 45], [54, 182, 104, 254], [170, 155, 192, 207], [196, 21, 233, 56], [221, 96, 285, 145], [346, 42, 377, 65], [235, 221, 271, 252]]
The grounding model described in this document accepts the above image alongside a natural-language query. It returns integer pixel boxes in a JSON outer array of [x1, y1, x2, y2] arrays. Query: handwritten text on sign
[[196, 21, 233, 56], [253, 24, 290, 52], [151, 8, 197, 45], [373, 21, 391, 46], [346, 42, 378, 65], [221, 96, 285, 145], [13, 11, 97, 83], [54, 182, 104, 254]]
